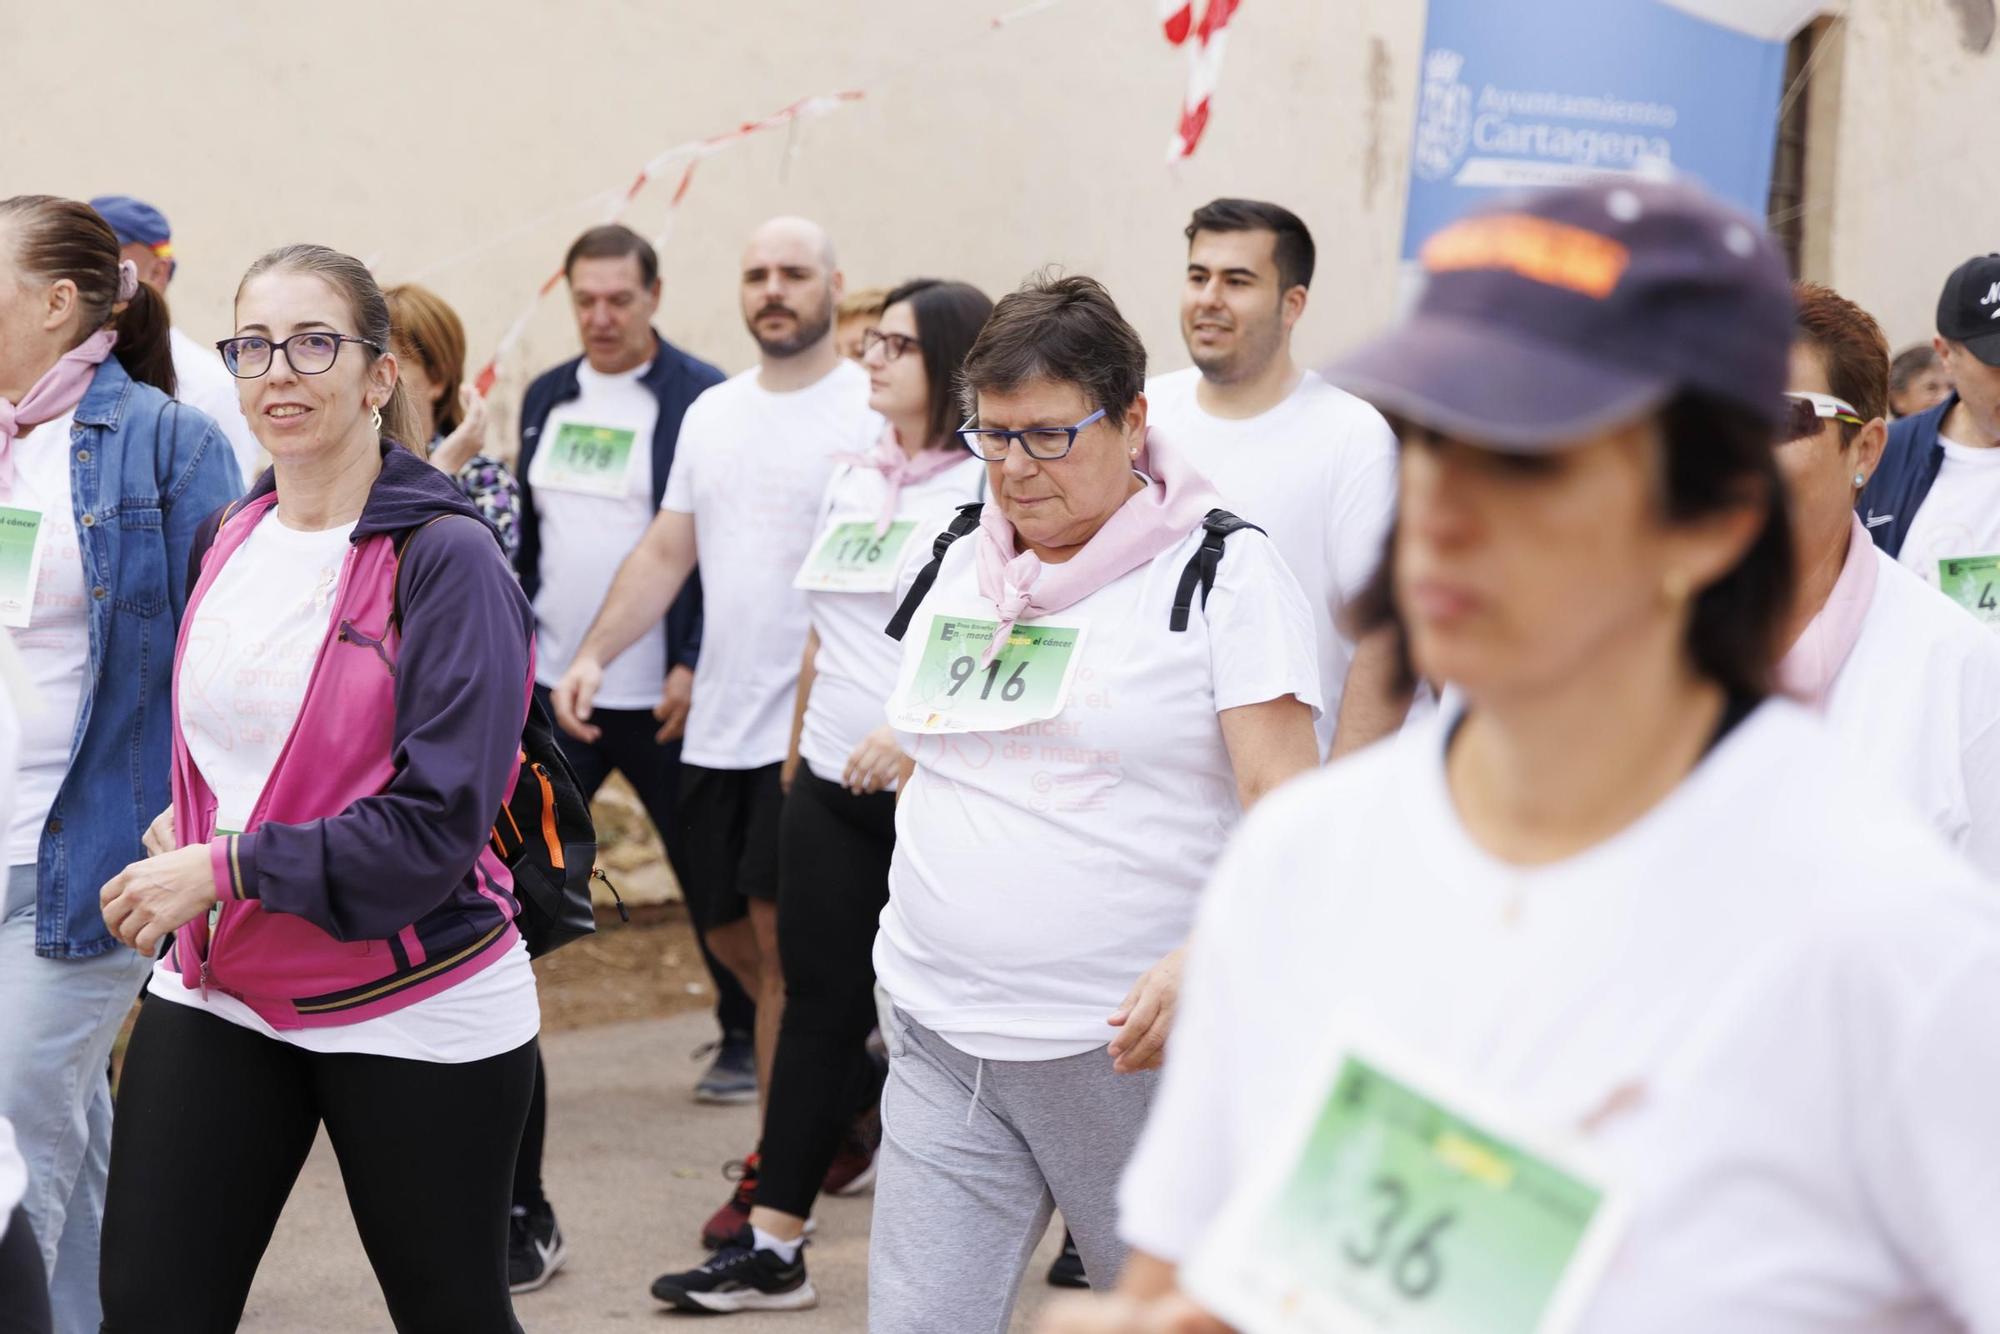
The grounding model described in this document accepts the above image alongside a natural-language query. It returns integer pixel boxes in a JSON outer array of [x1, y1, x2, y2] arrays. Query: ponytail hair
[[0, 194, 177, 396], [236, 244, 426, 451]]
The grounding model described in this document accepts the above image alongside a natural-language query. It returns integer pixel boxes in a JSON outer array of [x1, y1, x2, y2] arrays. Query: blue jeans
[[0, 865, 152, 1334]]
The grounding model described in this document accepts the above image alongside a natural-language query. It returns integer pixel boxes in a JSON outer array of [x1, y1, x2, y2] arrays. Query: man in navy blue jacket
[[508, 225, 750, 1293], [1859, 255, 2000, 627]]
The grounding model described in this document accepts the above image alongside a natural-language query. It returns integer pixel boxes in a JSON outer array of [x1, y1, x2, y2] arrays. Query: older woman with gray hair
[[861, 274, 1321, 1332]]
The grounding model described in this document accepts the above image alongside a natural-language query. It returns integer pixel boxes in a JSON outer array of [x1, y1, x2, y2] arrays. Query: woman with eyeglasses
[[1043, 183, 2000, 1334], [96, 244, 539, 1333], [1771, 282, 2000, 875], [846, 274, 1320, 1333], [649, 278, 992, 1315], [0, 195, 241, 1334]]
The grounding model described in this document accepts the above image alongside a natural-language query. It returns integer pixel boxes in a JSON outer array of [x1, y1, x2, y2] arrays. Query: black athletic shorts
[[677, 761, 785, 928]]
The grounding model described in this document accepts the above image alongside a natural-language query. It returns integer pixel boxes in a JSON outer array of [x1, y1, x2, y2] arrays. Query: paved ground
[[238, 1009, 1066, 1332]]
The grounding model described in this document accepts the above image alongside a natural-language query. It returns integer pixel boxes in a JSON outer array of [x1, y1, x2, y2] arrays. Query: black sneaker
[[1046, 1230, 1087, 1289], [693, 1033, 758, 1105], [508, 1201, 567, 1294], [651, 1243, 818, 1313]]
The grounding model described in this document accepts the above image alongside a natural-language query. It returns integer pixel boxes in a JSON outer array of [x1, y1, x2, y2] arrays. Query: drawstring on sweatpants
[[966, 1058, 986, 1125]]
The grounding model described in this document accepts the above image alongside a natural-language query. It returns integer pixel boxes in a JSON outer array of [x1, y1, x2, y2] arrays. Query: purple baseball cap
[[1327, 179, 1795, 451]]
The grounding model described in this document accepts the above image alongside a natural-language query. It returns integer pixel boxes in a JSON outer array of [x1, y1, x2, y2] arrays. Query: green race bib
[[887, 612, 1087, 734], [534, 423, 638, 498], [794, 518, 919, 593], [1184, 1036, 1624, 1334], [0, 506, 49, 630], [1938, 555, 2000, 625]]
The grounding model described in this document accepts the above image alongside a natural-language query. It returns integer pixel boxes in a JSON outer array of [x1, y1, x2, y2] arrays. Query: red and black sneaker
[[701, 1153, 760, 1250], [820, 1104, 882, 1198]]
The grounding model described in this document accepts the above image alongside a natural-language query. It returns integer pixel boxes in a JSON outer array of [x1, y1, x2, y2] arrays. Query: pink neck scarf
[[1779, 513, 1879, 710], [0, 330, 117, 500], [973, 427, 1222, 659], [836, 424, 970, 535]]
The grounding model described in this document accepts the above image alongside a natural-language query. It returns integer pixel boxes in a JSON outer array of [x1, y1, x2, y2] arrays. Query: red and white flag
[[1162, 0, 1240, 160]]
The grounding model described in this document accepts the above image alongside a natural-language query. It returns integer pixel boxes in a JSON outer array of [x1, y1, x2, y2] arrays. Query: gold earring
[[370, 404, 384, 432]]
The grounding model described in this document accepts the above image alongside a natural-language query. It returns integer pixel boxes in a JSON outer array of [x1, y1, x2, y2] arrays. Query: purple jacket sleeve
[[222, 516, 534, 941]]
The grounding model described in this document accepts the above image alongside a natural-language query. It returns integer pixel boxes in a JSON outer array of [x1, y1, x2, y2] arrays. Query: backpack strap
[[388, 514, 455, 635], [884, 502, 984, 641], [185, 497, 246, 592], [1169, 508, 1265, 632]]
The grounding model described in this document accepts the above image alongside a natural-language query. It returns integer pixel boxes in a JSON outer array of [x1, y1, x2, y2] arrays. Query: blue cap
[[1326, 178, 1795, 450], [89, 196, 172, 250]]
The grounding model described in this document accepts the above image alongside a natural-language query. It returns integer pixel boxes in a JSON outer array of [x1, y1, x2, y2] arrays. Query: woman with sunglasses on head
[[385, 282, 521, 563], [1773, 283, 2000, 876], [95, 245, 538, 1334], [650, 278, 992, 1315], [855, 273, 1321, 1333], [1044, 182, 2000, 1334], [0, 195, 241, 1334]]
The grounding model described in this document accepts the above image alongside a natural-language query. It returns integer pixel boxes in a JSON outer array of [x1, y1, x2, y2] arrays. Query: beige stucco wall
[[8, 0, 1991, 433]]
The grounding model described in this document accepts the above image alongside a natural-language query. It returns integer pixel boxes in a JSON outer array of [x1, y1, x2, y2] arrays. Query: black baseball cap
[[1937, 254, 2000, 367], [1326, 179, 1795, 451]]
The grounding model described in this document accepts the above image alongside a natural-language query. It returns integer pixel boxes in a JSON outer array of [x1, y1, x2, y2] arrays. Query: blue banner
[[1402, 0, 1791, 258]]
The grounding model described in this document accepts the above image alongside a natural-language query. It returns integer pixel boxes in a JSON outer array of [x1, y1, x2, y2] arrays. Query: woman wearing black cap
[[1040, 181, 2000, 1333]]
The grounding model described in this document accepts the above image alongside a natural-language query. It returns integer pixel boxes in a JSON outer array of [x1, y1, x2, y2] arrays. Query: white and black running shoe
[[508, 1202, 567, 1294], [650, 1243, 818, 1314]]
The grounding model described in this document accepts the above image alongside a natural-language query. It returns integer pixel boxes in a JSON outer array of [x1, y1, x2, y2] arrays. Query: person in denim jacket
[[0, 195, 241, 1334]]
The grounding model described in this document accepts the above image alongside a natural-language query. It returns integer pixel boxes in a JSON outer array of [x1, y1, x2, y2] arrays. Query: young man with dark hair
[[507, 222, 740, 1292], [1861, 254, 2000, 626], [1147, 198, 1408, 758]]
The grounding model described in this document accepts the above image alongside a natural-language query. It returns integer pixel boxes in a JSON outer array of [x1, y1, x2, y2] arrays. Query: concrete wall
[[7, 0, 1990, 438]]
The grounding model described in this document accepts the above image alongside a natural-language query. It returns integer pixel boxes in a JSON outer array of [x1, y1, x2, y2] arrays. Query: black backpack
[[885, 502, 1265, 641]]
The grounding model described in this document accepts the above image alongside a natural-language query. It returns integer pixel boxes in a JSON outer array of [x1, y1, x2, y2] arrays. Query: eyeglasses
[[860, 329, 920, 362], [957, 408, 1108, 462], [1778, 391, 1865, 443], [216, 331, 381, 379]]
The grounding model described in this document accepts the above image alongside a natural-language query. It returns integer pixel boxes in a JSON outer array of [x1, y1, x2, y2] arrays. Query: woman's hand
[[428, 387, 490, 475], [100, 844, 218, 954], [842, 727, 907, 795], [1107, 947, 1186, 1074], [141, 806, 179, 859]]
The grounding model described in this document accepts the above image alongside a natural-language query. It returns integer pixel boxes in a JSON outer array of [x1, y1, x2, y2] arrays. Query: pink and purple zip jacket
[[161, 445, 536, 1027]]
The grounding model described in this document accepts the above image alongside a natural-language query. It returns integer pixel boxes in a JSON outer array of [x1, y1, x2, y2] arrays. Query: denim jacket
[[31, 358, 243, 959]]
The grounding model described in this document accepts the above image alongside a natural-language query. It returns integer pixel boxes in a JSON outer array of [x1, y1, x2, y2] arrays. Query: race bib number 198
[[886, 613, 1086, 734], [1182, 1035, 1624, 1334], [533, 423, 637, 498]]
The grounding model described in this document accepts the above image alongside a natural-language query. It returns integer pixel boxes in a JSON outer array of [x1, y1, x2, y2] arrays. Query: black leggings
[[100, 998, 536, 1334], [755, 767, 895, 1218], [0, 1206, 49, 1334]]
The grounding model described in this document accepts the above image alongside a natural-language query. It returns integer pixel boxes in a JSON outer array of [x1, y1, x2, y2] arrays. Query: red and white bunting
[[1162, 0, 1240, 161]]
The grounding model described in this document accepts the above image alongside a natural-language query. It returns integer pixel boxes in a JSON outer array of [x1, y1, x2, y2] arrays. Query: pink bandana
[[973, 427, 1222, 660], [835, 424, 971, 535], [0, 330, 116, 500], [1779, 513, 1879, 710]]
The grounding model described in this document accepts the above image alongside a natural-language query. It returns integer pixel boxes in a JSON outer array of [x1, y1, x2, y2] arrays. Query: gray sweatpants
[[867, 1010, 1159, 1334]]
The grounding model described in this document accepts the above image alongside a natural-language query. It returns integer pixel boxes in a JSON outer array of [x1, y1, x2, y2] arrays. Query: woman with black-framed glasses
[[97, 244, 538, 1333]]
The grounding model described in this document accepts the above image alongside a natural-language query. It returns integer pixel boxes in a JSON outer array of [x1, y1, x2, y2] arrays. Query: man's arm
[[550, 507, 698, 740], [1328, 628, 1411, 760]]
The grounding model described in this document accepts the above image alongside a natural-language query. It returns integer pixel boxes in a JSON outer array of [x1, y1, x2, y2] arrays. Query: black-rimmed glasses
[[860, 329, 920, 362], [957, 408, 1108, 462], [216, 332, 381, 379]]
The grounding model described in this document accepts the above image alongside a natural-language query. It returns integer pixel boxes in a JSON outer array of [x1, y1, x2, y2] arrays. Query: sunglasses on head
[[1777, 391, 1866, 443]]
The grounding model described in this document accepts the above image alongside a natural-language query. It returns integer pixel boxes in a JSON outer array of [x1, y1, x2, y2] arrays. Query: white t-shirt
[[1122, 702, 2000, 1331], [663, 360, 879, 769], [171, 326, 262, 488], [1145, 367, 1398, 756], [797, 456, 985, 785], [1820, 549, 2000, 877], [1897, 434, 2000, 613], [153, 507, 537, 1062], [528, 362, 664, 708], [875, 520, 1322, 1061], [5, 410, 89, 865], [0, 1119, 23, 1239]]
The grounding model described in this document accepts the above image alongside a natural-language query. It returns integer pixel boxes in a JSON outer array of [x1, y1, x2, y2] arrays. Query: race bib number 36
[[1183, 1040, 1623, 1334], [1938, 555, 2000, 625], [534, 423, 637, 498], [887, 613, 1086, 734], [794, 519, 918, 593]]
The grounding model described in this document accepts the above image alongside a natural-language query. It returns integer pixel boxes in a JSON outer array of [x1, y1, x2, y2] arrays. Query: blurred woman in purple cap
[[1043, 181, 2000, 1333]]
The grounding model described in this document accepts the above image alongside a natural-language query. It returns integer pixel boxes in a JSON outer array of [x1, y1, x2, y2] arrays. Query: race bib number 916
[[886, 613, 1086, 734]]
